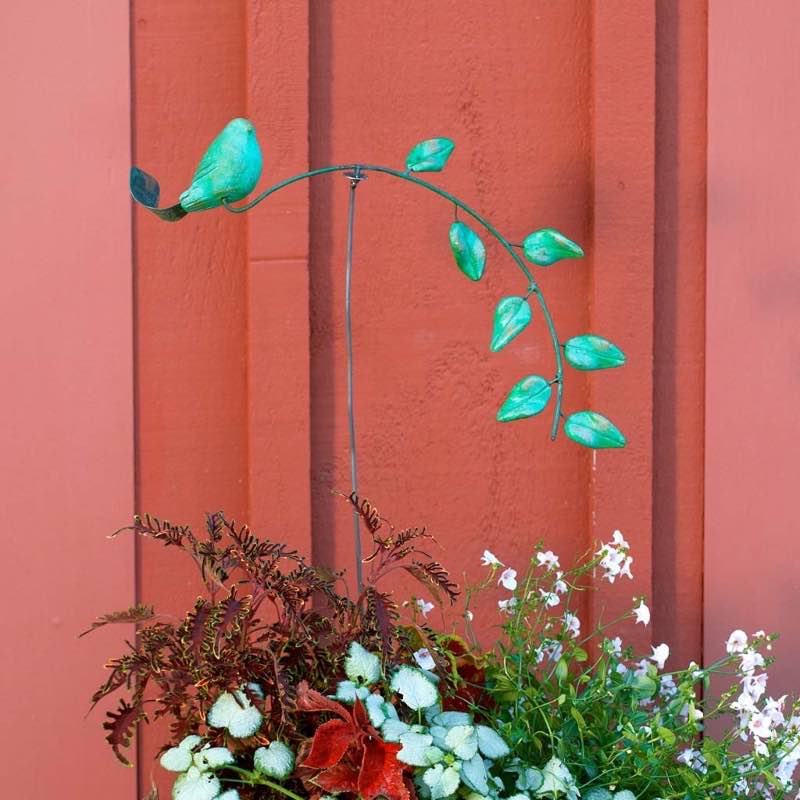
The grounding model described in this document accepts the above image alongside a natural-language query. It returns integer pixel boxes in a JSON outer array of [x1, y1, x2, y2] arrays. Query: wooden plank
[[591, 1, 657, 650], [706, 0, 800, 691], [0, 2, 135, 797], [246, 1, 313, 555], [132, 1, 248, 793]]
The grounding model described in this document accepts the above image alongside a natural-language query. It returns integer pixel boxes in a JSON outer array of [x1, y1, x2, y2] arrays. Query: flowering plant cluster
[[88, 503, 800, 800]]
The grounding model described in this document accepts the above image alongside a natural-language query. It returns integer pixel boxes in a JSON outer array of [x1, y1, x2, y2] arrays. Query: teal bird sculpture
[[130, 117, 263, 222]]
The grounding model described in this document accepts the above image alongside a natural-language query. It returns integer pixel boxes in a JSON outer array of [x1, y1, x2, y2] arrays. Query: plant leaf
[[397, 731, 435, 766], [490, 296, 532, 352], [564, 411, 626, 449], [522, 228, 584, 266], [449, 221, 486, 281], [300, 719, 354, 769], [460, 752, 490, 794], [103, 699, 145, 766], [344, 641, 381, 686], [564, 334, 625, 370], [497, 376, 552, 422], [390, 666, 439, 710], [443, 725, 478, 760], [475, 724, 510, 759], [406, 138, 455, 173], [79, 603, 155, 637], [254, 741, 295, 779]]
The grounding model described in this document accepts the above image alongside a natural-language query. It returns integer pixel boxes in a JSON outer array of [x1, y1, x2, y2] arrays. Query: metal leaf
[[497, 376, 552, 422], [449, 221, 486, 281], [564, 334, 625, 370], [522, 228, 584, 266], [564, 411, 626, 449], [406, 138, 455, 173], [490, 296, 532, 352]]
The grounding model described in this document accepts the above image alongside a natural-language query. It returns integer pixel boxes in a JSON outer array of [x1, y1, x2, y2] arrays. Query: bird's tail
[[130, 166, 188, 222], [149, 203, 188, 222]]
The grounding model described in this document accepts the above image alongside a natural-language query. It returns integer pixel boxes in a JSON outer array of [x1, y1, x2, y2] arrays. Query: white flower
[[499, 567, 518, 591], [596, 532, 634, 583], [611, 529, 629, 549], [650, 643, 670, 670], [498, 598, 517, 615], [764, 696, 787, 727], [609, 636, 623, 656], [743, 672, 768, 702], [633, 601, 650, 626], [414, 648, 436, 671], [660, 674, 678, 698], [481, 550, 502, 567], [677, 748, 707, 774], [726, 629, 749, 654], [539, 589, 560, 608], [416, 598, 435, 618], [562, 611, 580, 639], [739, 651, 766, 674], [554, 571, 568, 594], [749, 711, 775, 740], [536, 550, 560, 569], [633, 659, 650, 678]]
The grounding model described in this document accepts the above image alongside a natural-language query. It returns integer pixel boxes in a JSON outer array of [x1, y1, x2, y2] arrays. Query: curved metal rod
[[223, 164, 564, 440]]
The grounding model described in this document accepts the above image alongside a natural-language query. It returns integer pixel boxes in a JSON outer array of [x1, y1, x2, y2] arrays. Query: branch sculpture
[[130, 118, 626, 450]]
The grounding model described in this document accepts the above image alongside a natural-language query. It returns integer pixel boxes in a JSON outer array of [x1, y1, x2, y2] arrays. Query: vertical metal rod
[[344, 167, 365, 593]]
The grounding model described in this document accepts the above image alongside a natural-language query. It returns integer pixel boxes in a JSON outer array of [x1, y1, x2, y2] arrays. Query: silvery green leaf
[[335, 680, 358, 703], [613, 793, 636, 800], [366, 693, 387, 728], [491, 296, 532, 352], [406, 138, 455, 173], [246, 682, 265, 699], [253, 741, 295, 779], [193, 747, 234, 770], [382, 718, 412, 742], [172, 767, 221, 800], [160, 746, 193, 772], [355, 686, 370, 700], [475, 725, 511, 759], [429, 725, 449, 750], [425, 702, 443, 724], [564, 335, 625, 371], [516, 768, 544, 792], [460, 752, 490, 795], [497, 376, 552, 422], [218, 792, 240, 800], [564, 411, 626, 449], [522, 228, 584, 266], [535, 757, 575, 797], [450, 221, 486, 281], [424, 746, 445, 765], [398, 731, 435, 766], [179, 735, 203, 752], [390, 666, 439, 710], [433, 711, 472, 728], [507, 795, 531, 800], [207, 691, 262, 738], [345, 641, 381, 685], [583, 791, 613, 800], [423, 764, 462, 799], [444, 725, 478, 760], [383, 700, 400, 720]]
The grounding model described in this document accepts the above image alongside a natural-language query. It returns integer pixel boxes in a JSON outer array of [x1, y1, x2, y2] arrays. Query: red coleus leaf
[[359, 736, 408, 800], [296, 680, 352, 722], [314, 760, 361, 794], [301, 719, 355, 769]]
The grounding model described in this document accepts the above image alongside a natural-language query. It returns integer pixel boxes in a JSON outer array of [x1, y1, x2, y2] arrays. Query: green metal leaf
[[496, 376, 552, 422], [564, 411, 626, 449], [490, 296, 532, 352], [564, 334, 626, 370], [449, 221, 486, 281], [522, 228, 584, 266], [406, 138, 455, 173]]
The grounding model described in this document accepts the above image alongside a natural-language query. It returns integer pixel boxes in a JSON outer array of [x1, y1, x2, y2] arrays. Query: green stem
[[221, 765, 306, 800], [223, 164, 565, 440]]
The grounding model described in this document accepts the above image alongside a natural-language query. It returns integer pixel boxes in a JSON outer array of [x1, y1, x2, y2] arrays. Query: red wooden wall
[[3, 2, 799, 798]]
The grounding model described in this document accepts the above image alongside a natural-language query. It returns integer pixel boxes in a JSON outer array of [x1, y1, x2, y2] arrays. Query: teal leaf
[[344, 641, 381, 685], [564, 411, 626, 449], [475, 725, 511, 759], [497, 376, 552, 422], [432, 711, 472, 728], [335, 680, 358, 703], [449, 221, 486, 281], [381, 718, 412, 743], [460, 752, 491, 795], [522, 228, 584, 266], [614, 793, 636, 800], [584, 790, 613, 800], [406, 138, 455, 173], [491, 296, 532, 352], [516, 768, 544, 792], [390, 666, 439, 710], [366, 693, 387, 728], [207, 690, 262, 738], [564, 334, 625, 370], [193, 747, 235, 771], [172, 767, 221, 800], [254, 741, 295, 779]]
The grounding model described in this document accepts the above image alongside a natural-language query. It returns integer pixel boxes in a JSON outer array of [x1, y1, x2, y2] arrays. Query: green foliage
[[522, 228, 584, 266], [497, 376, 552, 422], [491, 296, 533, 352], [564, 335, 626, 371], [564, 410, 626, 449], [406, 138, 456, 173], [449, 221, 486, 281]]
